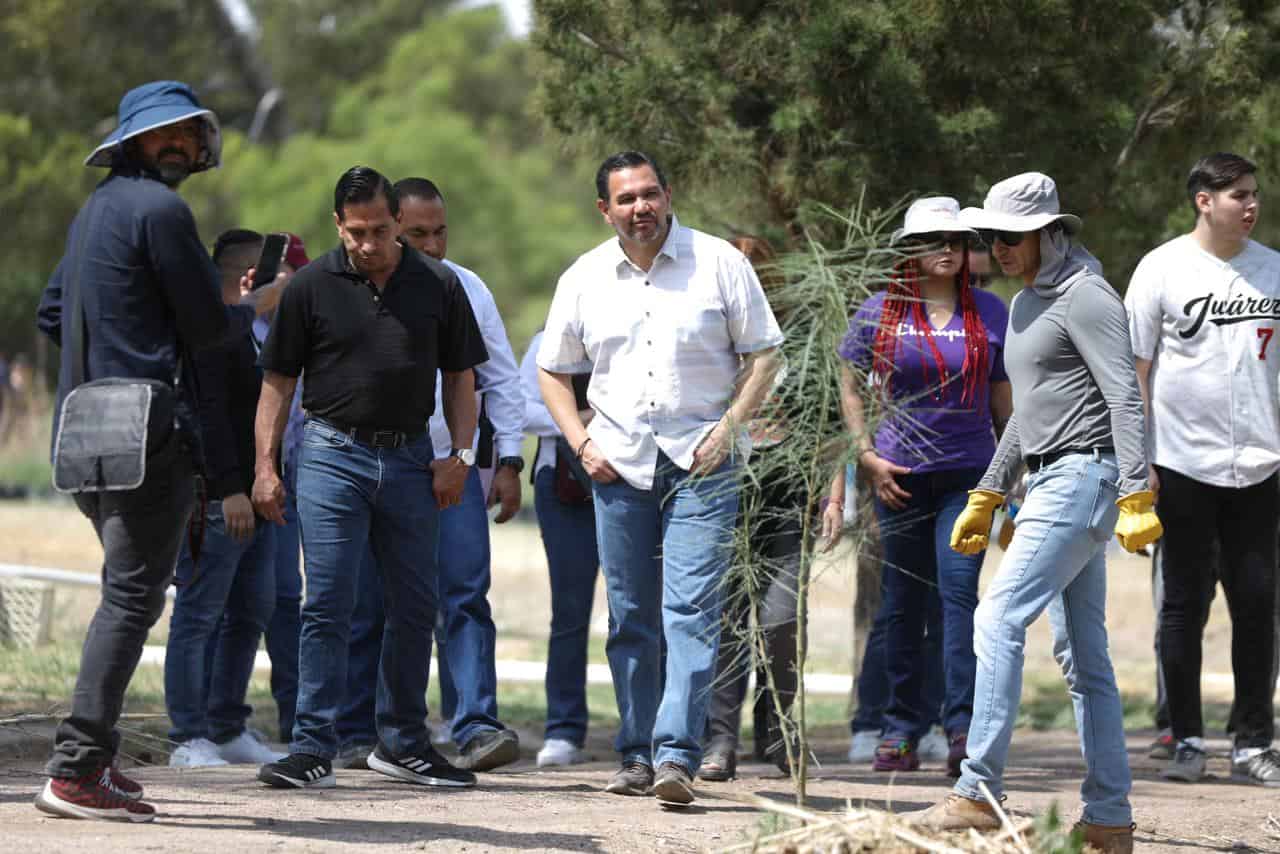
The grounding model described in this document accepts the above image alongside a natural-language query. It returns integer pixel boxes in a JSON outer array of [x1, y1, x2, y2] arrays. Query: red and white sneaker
[[102, 759, 144, 801], [34, 775, 156, 823]]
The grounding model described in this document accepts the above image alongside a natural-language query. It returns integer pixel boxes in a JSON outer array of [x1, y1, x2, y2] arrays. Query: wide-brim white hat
[[959, 172, 1081, 234], [890, 196, 978, 245]]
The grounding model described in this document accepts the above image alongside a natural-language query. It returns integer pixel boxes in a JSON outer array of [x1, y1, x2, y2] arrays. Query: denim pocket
[[303, 421, 349, 450], [401, 438, 436, 470], [1085, 471, 1121, 543]]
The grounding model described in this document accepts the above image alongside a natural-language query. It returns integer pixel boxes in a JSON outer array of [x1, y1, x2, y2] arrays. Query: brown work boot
[[1073, 821, 1135, 854], [906, 793, 1001, 832]]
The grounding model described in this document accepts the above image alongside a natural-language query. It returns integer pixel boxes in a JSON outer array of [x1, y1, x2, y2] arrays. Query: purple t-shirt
[[839, 288, 1009, 473]]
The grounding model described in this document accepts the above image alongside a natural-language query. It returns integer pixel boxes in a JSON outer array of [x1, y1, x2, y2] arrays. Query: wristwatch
[[451, 447, 477, 466], [497, 455, 525, 474]]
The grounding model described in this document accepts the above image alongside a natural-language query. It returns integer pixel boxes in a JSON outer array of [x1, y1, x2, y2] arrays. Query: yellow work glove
[[950, 489, 1004, 555], [1114, 490, 1163, 553]]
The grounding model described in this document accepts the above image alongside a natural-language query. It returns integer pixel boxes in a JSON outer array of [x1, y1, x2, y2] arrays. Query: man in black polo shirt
[[251, 166, 488, 790]]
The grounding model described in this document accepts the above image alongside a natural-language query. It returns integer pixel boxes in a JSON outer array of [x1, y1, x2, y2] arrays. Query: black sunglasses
[[977, 229, 1029, 247], [908, 232, 969, 248]]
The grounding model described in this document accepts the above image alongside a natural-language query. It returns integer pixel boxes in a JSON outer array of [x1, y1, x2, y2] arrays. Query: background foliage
[[534, 0, 1280, 270], [4, 0, 1280, 380]]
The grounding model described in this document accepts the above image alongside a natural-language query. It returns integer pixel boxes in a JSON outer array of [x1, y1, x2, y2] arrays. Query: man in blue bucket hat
[[34, 81, 285, 822]]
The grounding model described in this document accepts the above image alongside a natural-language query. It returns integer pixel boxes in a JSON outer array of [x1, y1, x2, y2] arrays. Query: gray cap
[[960, 172, 1082, 234]]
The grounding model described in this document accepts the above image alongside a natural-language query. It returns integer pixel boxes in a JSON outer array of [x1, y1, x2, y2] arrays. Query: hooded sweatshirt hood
[[1032, 226, 1104, 297]]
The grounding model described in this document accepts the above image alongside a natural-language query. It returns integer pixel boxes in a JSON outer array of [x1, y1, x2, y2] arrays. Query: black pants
[[706, 476, 802, 753], [46, 438, 196, 777], [1156, 466, 1278, 747]]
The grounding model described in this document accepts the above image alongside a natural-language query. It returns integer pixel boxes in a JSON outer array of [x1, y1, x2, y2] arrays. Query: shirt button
[[645, 280, 651, 286]]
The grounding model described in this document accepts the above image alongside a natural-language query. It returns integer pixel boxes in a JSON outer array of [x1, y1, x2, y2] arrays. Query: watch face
[[454, 448, 476, 466]]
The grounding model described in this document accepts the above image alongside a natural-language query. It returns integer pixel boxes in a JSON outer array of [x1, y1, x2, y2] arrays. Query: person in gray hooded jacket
[[909, 174, 1163, 854]]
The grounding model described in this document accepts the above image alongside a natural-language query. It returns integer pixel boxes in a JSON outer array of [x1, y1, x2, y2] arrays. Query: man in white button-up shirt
[[538, 151, 784, 804], [1126, 152, 1280, 787]]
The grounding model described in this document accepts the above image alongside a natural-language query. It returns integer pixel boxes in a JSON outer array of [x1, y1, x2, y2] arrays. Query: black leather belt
[[1025, 446, 1114, 472], [315, 418, 425, 449]]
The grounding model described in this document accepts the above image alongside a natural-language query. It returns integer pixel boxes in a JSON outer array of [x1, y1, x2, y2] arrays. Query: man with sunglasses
[[1125, 152, 1280, 787], [910, 173, 1161, 854]]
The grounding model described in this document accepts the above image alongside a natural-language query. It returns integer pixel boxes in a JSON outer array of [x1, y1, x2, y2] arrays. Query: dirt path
[[3, 731, 1278, 853]]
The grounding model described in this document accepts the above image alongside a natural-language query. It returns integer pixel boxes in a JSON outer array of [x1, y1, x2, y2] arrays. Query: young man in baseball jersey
[[1126, 152, 1280, 786]]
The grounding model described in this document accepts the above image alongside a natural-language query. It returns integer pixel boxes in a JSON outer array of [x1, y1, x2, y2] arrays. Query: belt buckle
[[372, 429, 402, 449]]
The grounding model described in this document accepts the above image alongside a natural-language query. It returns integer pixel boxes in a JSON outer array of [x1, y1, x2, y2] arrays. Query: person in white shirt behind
[[520, 330, 601, 767], [1126, 151, 1280, 787], [537, 150, 783, 805]]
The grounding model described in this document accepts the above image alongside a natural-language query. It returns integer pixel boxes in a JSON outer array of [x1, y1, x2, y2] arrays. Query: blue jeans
[[264, 491, 301, 740], [593, 451, 739, 772], [956, 451, 1131, 826], [534, 465, 600, 745], [292, 419, 441, 759], [337, 550, 381, 748], [877, 467, 984, 740], [435, 467, 501, 746], [166, 503, 276, 743], [850, 567, 944, 734], [339, 466, 501, 749]]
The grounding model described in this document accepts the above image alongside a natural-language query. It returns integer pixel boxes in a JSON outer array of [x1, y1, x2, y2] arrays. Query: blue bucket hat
[[85, 80, 222, 171]]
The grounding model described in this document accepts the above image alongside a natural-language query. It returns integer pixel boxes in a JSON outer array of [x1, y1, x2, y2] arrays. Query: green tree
[[533, 0, 1280, 279], [188, 6, 605, 349]]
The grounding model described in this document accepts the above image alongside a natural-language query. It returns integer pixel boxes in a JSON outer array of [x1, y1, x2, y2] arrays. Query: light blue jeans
[[955, 451, 1132, 827], [593, 450, 740, 773]]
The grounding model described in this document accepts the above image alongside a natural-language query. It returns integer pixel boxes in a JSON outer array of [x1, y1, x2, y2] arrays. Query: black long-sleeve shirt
[[37, 166, 254, 451], [195, 332, 263, 500]]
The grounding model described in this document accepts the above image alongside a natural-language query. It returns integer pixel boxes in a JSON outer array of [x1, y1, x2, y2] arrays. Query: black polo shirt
[[259, 243, 487, 432]]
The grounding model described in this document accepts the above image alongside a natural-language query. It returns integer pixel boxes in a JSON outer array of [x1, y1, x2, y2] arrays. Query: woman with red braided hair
[[836, 197, 1013, 776]]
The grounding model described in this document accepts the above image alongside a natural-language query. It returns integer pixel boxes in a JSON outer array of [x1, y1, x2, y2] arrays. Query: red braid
[[871, 251, 991, 406], [957, 251, 991, 405]]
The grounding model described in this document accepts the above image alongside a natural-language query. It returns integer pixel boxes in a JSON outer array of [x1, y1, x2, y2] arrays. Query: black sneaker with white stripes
[[366, 742, 476, 787], [258, 753, 335, 789]]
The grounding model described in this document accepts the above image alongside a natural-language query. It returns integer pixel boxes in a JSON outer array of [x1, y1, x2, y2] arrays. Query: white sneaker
[[848, 730, 879, 762], [918, 727, 949, 762], [536, 738, 587, 767], [216, 730, 287, 764], [169, 737, 230, 768]]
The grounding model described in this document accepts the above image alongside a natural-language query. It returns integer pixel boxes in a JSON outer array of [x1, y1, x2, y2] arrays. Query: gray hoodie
[[977, 229, 1149, 496]]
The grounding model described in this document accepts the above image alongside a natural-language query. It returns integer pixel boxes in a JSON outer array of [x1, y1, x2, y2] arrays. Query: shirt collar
[[611, 215, 683, 273], [322, 242, 416, 282]]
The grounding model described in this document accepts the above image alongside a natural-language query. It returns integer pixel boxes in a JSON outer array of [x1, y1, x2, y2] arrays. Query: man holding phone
[[164, 229, 292, 769]]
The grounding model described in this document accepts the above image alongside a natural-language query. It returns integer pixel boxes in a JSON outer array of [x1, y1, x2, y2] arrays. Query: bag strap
[[66, 198, 97, 390]]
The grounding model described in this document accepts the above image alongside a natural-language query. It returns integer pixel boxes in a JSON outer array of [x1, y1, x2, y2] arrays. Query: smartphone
[[251, 233, 289, 290]]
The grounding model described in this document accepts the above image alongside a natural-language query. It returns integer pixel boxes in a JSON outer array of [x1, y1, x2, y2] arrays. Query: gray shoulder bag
[[51, 198, 180, 493]]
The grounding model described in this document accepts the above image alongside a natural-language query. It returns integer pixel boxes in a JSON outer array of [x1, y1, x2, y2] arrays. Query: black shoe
[[457, 728, 520, 772], [367, 743, 476, 787], [336, 741, 375, 770], [697, 738, 737, 782], [604, 760, 654, 796], [652, 761, 695, 805], [258, 753, 336, 789]]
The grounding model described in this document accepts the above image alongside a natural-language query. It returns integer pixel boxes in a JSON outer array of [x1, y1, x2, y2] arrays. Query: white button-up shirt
[[521, 330, 563, 477], [428, 259, 524, 461], [537, 218, 784, 490], [1126, 234, 1280, 488]]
